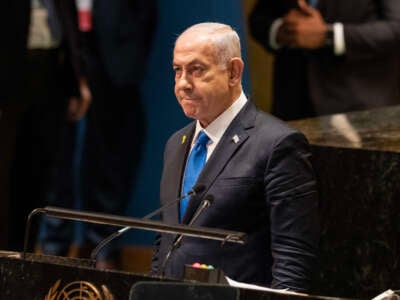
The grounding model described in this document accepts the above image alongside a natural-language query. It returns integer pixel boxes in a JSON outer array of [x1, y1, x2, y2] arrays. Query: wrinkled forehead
[[175, 30, 212, 50], [173, 33, 217, 63]]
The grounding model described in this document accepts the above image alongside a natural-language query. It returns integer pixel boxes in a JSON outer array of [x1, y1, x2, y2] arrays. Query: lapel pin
[[182, 135, 187, 144], [232, 134, 239, 144]]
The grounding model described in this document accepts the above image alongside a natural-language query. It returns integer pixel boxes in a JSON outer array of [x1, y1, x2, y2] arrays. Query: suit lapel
[[182, 101, 257, 224], [165, 124, 196, 224]]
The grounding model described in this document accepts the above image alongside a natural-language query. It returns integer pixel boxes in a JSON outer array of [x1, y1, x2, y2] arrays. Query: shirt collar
[[193, 91, 248, 145]]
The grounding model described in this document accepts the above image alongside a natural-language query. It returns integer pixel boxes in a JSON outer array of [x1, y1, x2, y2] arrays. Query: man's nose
[[176, 72, 192, 90]]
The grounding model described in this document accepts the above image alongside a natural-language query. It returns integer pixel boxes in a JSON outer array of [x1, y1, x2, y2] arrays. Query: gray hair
[[177, 22, 242, 68]]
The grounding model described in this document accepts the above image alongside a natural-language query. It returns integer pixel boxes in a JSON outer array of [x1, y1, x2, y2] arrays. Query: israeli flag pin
[[232, 134, 239, 144]]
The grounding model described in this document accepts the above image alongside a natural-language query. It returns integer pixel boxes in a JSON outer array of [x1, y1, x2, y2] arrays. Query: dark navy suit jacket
[[151, 101, 320, 292]]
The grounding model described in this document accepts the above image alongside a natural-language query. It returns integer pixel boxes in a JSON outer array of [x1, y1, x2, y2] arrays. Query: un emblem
[[45, 280, 114, 300]]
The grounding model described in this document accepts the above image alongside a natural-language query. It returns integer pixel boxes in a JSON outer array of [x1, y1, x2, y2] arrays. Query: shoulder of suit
[[253, 109, 303, 141]]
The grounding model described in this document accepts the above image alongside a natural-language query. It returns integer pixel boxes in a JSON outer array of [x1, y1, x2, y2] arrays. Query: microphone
[[160, 194, 214, 277], [89, 184, 206, 262], [143, 184, 206, 220]]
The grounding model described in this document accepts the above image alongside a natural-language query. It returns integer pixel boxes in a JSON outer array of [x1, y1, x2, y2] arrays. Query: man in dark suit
[[151, 22, 320, 292], [250, 0, 400, 120]]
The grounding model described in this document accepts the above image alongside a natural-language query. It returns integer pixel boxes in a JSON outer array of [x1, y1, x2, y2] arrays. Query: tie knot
[[196, 131, 210, 147]]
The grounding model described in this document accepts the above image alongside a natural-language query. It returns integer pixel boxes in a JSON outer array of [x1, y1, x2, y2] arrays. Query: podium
[[7, 207, 335, 299], [0, 251, 168, 299], [289, 106, 400, 299], [0, 251, 345, 300]]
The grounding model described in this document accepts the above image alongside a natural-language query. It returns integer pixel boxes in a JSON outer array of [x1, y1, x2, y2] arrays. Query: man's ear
[[228, 58, 244, 86]]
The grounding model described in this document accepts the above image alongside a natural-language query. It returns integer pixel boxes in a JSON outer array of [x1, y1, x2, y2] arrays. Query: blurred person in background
[[36, 0, 157, 269], [3, 0, 67, 253], [250, 0, 400, 121]]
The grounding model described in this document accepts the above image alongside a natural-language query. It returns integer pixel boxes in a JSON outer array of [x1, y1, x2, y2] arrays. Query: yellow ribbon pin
[[182, 135, 187, 144]]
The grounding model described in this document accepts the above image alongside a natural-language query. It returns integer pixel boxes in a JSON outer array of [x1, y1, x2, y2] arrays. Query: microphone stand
[[88, 207, 167, 264], [160, 196, 213, 277], [89, 185, 205, 262], [22, 206, 246, 260]]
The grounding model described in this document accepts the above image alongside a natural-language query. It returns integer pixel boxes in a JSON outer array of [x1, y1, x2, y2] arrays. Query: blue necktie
[[180, 131, 210, 221]]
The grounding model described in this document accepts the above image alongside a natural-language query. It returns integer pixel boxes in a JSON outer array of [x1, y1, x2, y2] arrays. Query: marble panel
[[289, 106, 400, 299]]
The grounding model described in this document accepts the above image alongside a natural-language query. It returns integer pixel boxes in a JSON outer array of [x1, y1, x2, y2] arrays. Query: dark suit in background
[[0, 1, 30, 104], [38, 0, 157, 265], [2, 0, 70, 252], [250, 0, 400, 120], [0, 0, 31, 249]]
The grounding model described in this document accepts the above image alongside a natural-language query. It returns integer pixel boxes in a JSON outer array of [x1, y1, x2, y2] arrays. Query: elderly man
[[151, 22, 320, 292]]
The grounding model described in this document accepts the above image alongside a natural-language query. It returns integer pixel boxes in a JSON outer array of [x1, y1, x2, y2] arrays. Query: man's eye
[[192, 66, 204, 76], [174, 68, 182, 76]]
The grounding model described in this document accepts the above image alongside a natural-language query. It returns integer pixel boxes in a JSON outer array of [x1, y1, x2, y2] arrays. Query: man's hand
[[67, 77, 92, 122], [279, 0, 328, 49]]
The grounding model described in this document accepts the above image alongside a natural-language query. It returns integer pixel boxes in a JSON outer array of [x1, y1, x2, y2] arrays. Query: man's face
[[173, 33, 233, 127]]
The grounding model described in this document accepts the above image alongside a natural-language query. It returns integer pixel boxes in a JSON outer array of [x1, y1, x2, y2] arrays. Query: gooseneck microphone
[[160, 194, 214, 277], [89, 184, 206, 262], [142, 184, 205, 220]]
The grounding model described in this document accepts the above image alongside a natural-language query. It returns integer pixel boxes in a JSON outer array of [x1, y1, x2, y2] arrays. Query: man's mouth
[[181, 97, 197, 102]]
